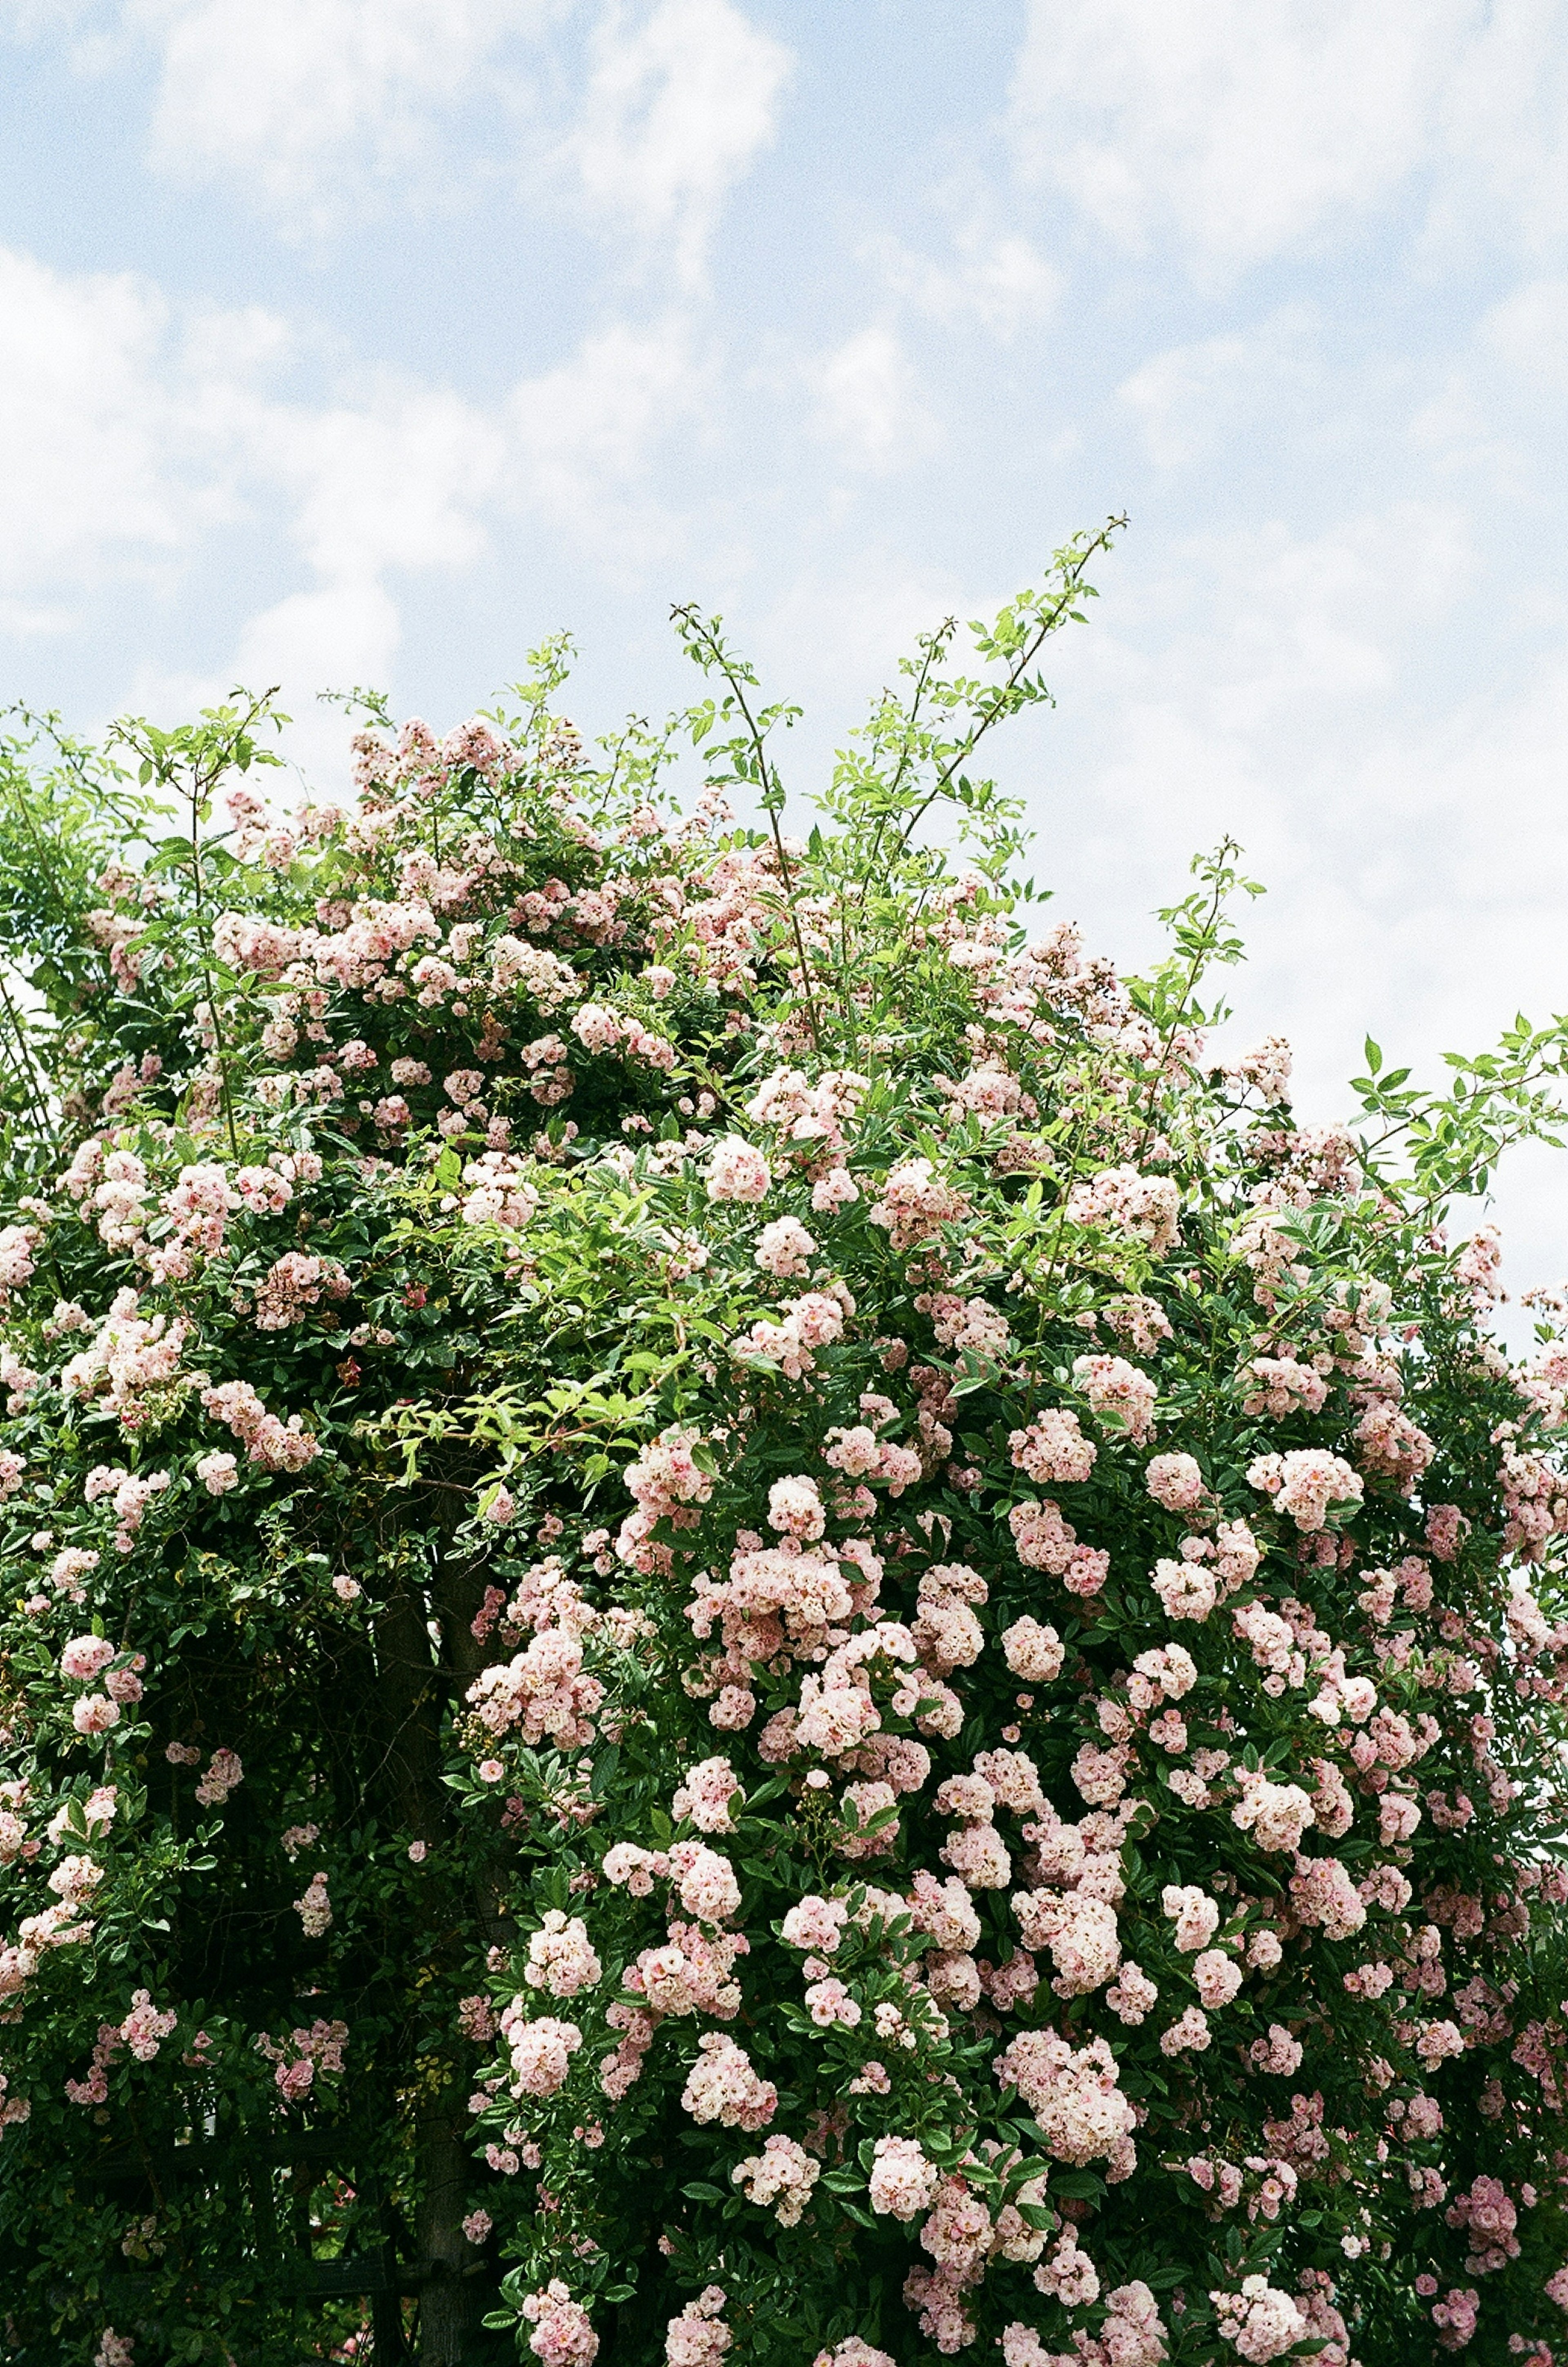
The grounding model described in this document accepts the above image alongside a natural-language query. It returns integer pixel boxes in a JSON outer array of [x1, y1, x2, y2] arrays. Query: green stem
[[674, 612, 823, 1055]]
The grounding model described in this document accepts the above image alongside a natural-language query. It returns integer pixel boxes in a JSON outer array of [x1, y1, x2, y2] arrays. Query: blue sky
[[4, 0, 1568, 1279]]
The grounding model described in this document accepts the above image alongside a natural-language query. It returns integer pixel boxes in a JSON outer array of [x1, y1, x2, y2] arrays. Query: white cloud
[[6, 0, 791, 260], [568, 0, 792, 285], [0, 238, 510, 608], [255, 386, 506, 580], [1410, 274, 1568, 489], [880, 220, 1060, 340], [1022, 497, 1568, 1153], [0, 247, 199, 597], [1009, 0, 1568, 275], [1477, 276, 1568, 392], [508, 313, 713, 571], [0, 277, 709, 846], [0, 0, 551, 234], [139, 0, 534, 233], [0, 226, 728, 755], [1118, 306, 1320, 467], [233, 581, 404, 702], [805, 325, 935, 476]]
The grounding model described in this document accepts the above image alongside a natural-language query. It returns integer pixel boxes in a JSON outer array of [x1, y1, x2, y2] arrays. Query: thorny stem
[[1134, 837, 1240, 1166], [853, 618, 954, 914], [0, 968, 49, 1132], [671, 608, 823, 1054], [186, 772, 241, 1161], [887, 519, 1126, 868]]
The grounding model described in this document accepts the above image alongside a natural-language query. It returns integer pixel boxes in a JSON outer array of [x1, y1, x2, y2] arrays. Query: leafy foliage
[[2, 539, 1568, 2367]]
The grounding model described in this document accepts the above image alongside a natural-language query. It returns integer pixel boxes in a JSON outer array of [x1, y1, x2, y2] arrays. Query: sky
[[3, 0, 1568, 1287]]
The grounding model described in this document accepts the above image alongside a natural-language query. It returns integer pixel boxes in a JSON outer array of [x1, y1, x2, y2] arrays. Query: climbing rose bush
[[2, 535, 1568, 2364]]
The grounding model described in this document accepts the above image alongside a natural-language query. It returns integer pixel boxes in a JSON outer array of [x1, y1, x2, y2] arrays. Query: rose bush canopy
[[2, 527, 1568, 2367]]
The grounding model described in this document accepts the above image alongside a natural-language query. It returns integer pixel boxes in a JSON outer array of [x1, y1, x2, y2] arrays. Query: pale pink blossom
[[1246, 1448, 1363, 1531], [72, 1695, 120, 1736], [680, 2033, 776, 2130], [294, 1872, 332, 1937], [1193, 1948, 1243, 2008], [867, 1159, 971, 1249], [867, 2133, 940, 2219], [524, 1912, 602, 1998], [993, 2028, 1137, 2168], [666, 2288, 732, 2367], [521, 2280, 598, 2365], [1163, 1884, 1222, 1952], [754, 1216, 817, 1277], [1001, 1617, 1065, 1681], [672, 1756, 742, 1832], [1209, 2277, 1307, 2363], [1073, 1353, 1158, 1444], [1160, 2004, 1212, 2056], [506, 2014, 583, 2097], [733, 2133, 821, 2224], [1010, 1409, 1096, 1485], [1231, 1770, 1315, 1854], [1145, 1451, 1207, 1511], [705, 1137, 771, 1204], [60, 1635, 115, 1682]]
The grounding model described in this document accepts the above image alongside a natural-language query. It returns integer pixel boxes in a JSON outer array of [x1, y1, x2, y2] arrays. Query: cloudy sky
[[3, 0, 1568, 1279]]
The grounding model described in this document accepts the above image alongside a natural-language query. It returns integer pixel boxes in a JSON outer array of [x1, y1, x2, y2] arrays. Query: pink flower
[[524, 1911, 602, 1998], [1245, 1448, 1363, 1532], [666, 2289, 733, 2366], [1192, 1948, 1242, 2008], [1106, 1963, 1159, 2026], [1065, 1164, 1179, 1255], [1000, 1617, 1064, 1681], [1072, 1353, 1158, 1444], [680, 2033, 776, 2130], [1145, 1451, 1207, 1511], [195, 1750, 244, 1808], [868, 2133, 939, 2220], [767, 1475, 825, 1540], [733, 2135, 820, 2225], [811, 1167, 859, 1212], [1010, 1409, 1096, 1485], [521, 2280, 598, 2366], [705, 1137, 771, 1204], [507, 2015, 582, 2097], [1160, 2004, 1212, 2056], [462, 2209, 492, 2244], [669, 1841, 741, 1923], [672, 1756, 742, 1832], [1429, 2287, 1479, 2351], [71, 1695, 120, 1736], [992, 2028, 1136, 2170], [1209, 2277, 1307, 2363], [1247, 2024, 1303, 2075], [1242, 1355, 1327, 1419], [294, 1873, 332, 1937], [60, 1636, 115, 1681], [804, 1977, 861, 2028], [1163, 1885, 1222, 1952], [1231, 1770, 1315, 1854], [754, 1216, 817, 1277]]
